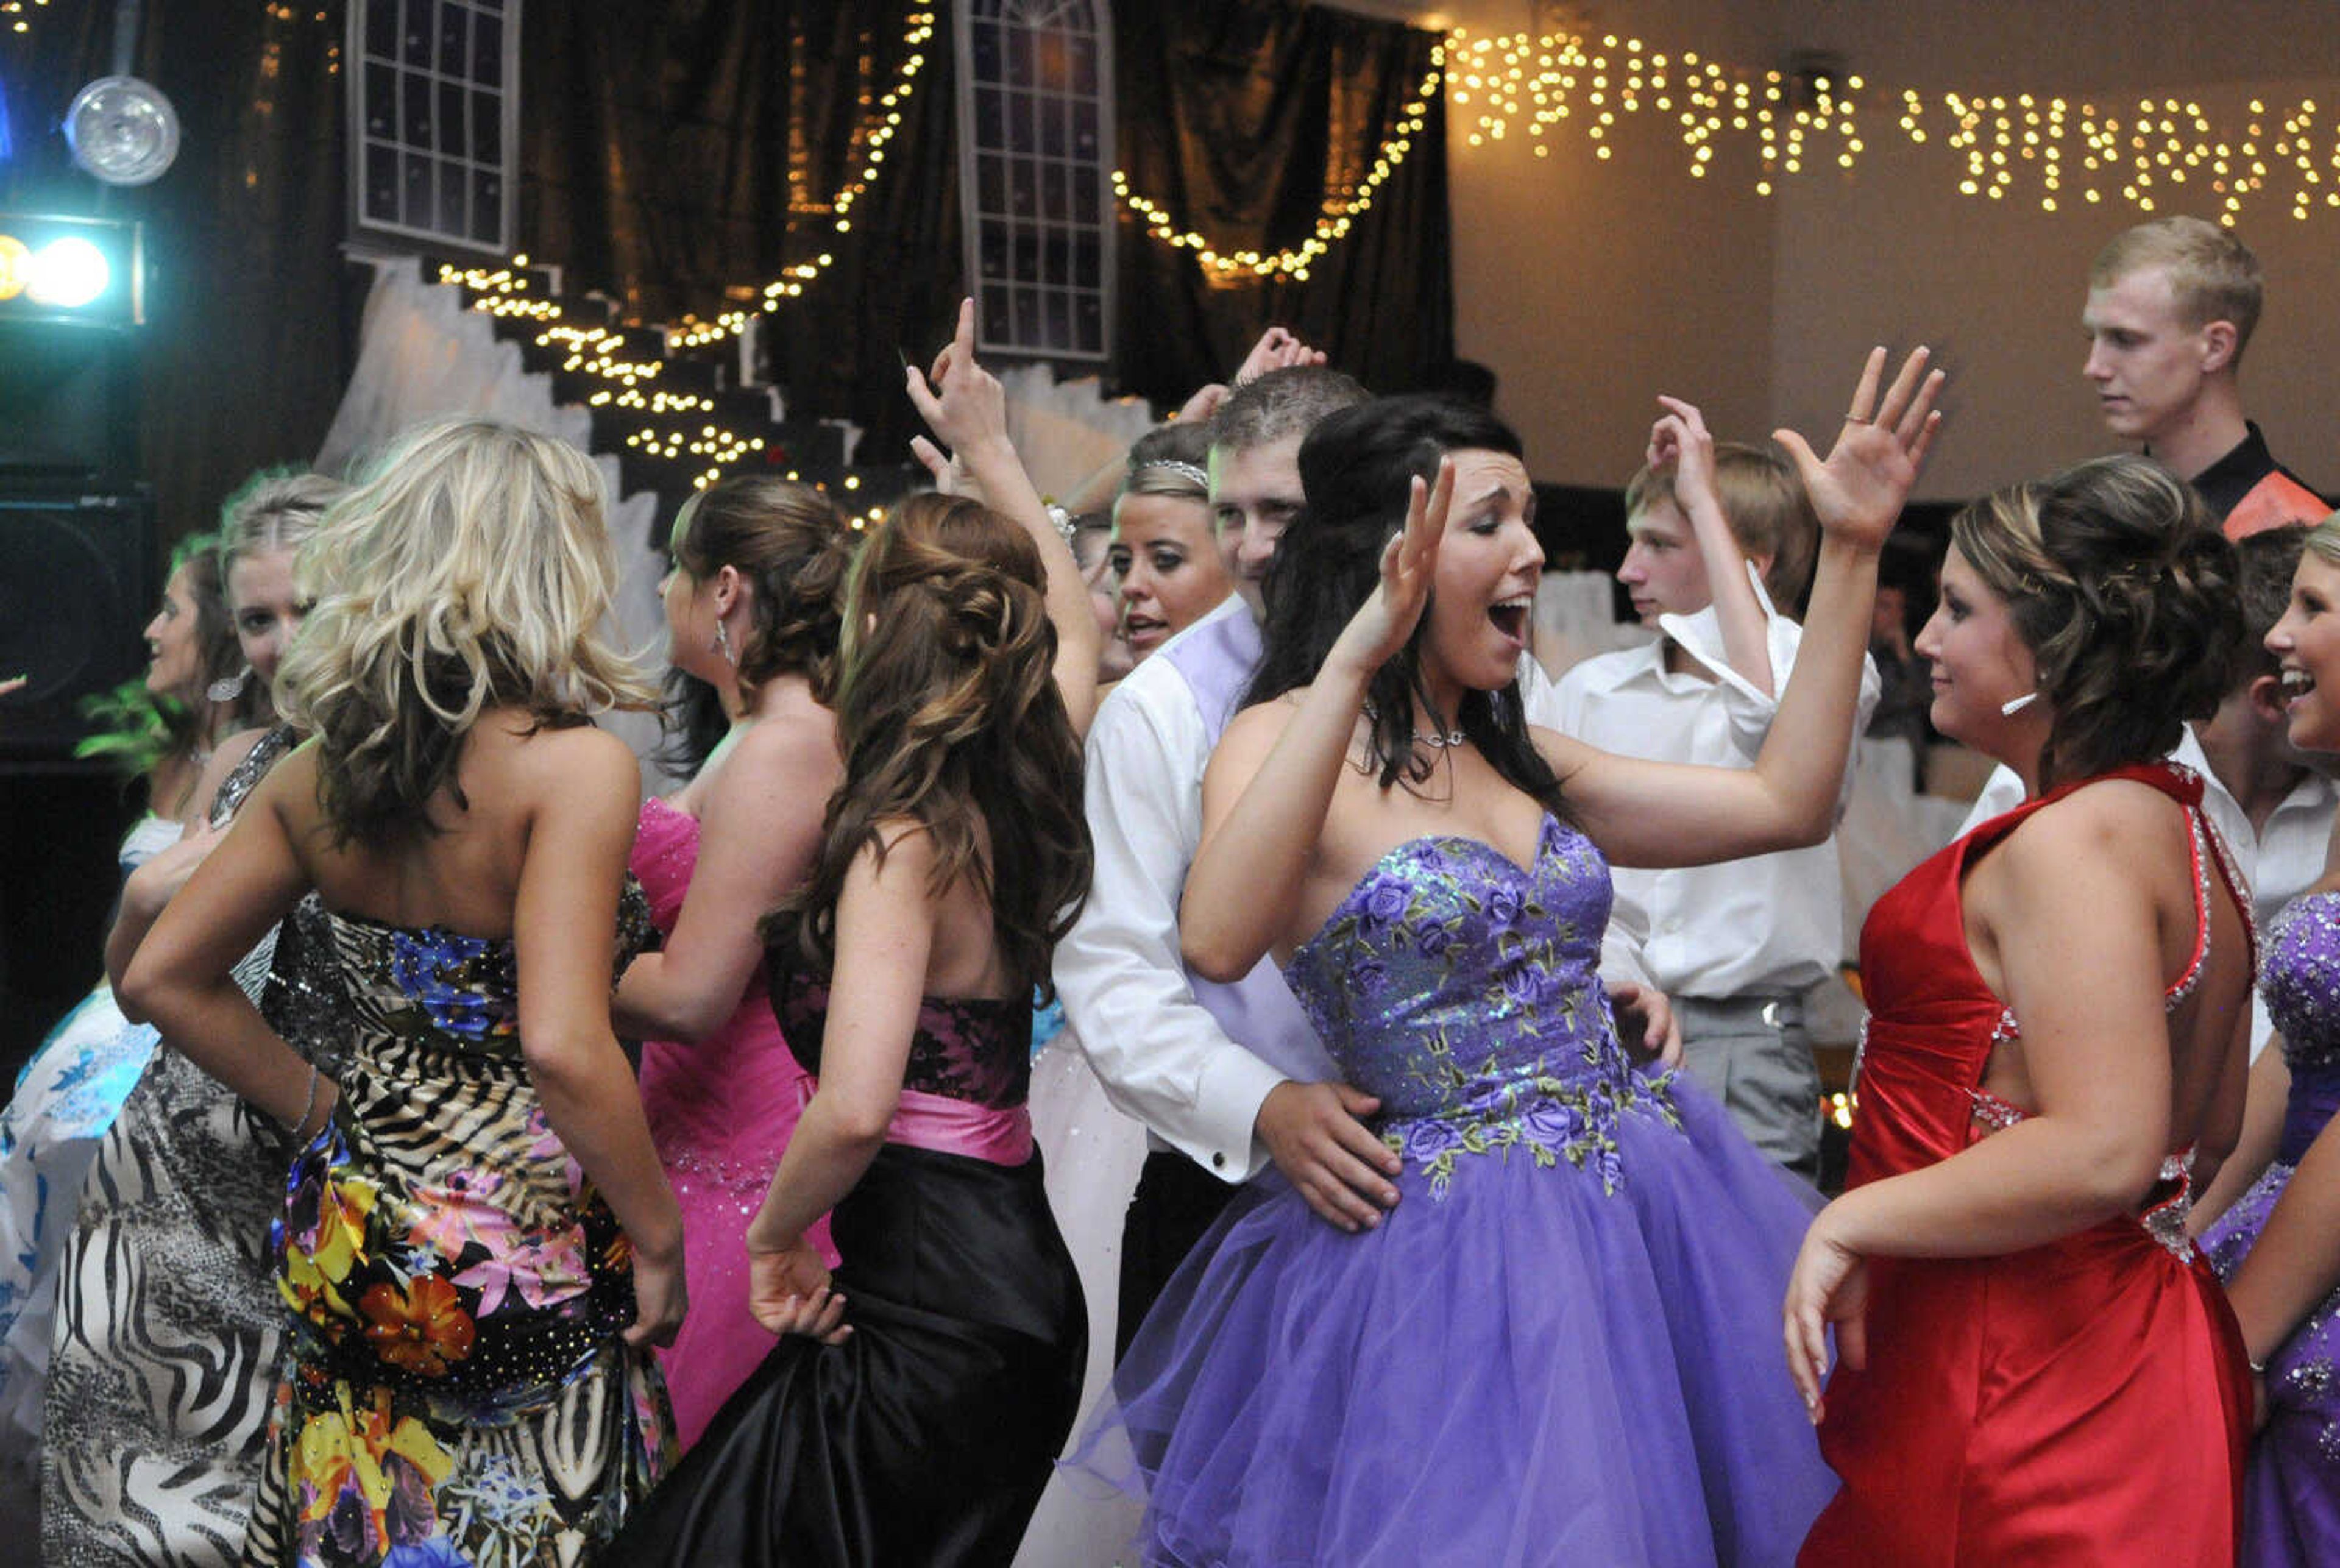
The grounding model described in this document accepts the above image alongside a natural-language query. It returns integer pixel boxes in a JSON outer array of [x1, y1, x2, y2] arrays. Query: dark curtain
[[1109, 0, 1451, 404], [0, 1, 355, 548], [519, 0, 963, 463]]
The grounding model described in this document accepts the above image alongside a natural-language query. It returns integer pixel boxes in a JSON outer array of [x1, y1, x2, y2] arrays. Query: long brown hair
[[773, 494, 1090, 998]]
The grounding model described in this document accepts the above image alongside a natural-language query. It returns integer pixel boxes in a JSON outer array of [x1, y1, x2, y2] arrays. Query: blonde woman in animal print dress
[[122, 421, 684, 1566]]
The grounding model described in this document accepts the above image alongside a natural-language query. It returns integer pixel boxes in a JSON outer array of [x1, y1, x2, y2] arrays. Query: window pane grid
[[352, 0, 517, 254], [959, 1, 1113, 359]]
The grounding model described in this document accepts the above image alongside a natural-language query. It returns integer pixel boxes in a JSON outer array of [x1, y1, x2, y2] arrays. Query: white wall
[[1330, 0, 2340, 501]]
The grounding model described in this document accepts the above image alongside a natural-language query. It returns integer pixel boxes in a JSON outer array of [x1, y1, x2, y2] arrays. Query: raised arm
[[1180, 460, 1452, 983], [1547, 347, 1944, 870], [509, 728, 686, 1348], [906, 297, 1101, 735], [612, 716, 838, 1041], [1652, 395, 1773, 695], [742, 825, 935, 1341]]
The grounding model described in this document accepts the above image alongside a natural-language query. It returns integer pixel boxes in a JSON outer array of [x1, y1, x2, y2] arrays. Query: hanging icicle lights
[[1113, 49, 1445, 282], [1447, 26, 2340, 225]]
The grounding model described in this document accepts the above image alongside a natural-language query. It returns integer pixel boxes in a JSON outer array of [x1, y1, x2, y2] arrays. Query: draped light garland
[[1446, 26, 2340, 226], [1110, 48, 1445, 283], [434, 8, 938, 490]]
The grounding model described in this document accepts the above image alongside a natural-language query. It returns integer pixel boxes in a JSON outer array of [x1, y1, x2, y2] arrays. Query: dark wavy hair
[[1952, 453, 2241, 791], [1246, 395, 1569, 822], [771, 494, 1091, 999]]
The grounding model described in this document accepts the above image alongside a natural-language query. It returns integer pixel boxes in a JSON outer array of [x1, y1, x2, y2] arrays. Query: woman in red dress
[[1788, 455, 2257, 1566]]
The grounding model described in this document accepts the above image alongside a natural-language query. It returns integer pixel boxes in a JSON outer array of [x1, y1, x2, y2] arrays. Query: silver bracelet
[[1045, 503, 1076, 547], [291, 1063, 321, 1143]]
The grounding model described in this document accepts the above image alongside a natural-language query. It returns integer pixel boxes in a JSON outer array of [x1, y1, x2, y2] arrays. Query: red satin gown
[[1801, 762, 2252, 1567]]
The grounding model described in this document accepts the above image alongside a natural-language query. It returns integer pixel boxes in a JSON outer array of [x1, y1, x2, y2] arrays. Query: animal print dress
[[41, 727, 350, 1564]]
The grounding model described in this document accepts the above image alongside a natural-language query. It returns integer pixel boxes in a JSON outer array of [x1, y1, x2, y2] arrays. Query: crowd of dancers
[[0, 214, 2336, 1566]]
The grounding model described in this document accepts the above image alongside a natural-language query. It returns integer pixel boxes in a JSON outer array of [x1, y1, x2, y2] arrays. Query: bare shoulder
[[1997, 776, 2183, 885], [1528, 720, 1594, 782], [1219, 694, 1301, 753], [728, 695, 840, 773], [497, 720, 642, 827], [870, 815, 938, 872]]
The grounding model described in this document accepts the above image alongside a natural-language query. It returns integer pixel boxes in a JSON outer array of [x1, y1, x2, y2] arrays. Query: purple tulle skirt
[[1072, 1075, 1836, 1567], [2204, 1158, 2340, 1568]]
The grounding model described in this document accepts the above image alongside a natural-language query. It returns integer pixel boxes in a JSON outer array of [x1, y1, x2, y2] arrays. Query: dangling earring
[[712, 620, 736, 666], [206, 667, 250, 704], [2000, 690, 2039, 717]]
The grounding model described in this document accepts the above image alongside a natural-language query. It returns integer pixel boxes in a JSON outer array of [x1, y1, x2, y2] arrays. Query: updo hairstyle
[[1951, 453, 2241, 791]]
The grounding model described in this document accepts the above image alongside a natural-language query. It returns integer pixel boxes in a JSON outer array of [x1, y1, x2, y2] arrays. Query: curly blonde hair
[[277, 419, 656, 845]]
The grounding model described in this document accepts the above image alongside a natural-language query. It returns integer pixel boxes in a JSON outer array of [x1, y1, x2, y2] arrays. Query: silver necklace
[[1363, 700, 1464, 750]]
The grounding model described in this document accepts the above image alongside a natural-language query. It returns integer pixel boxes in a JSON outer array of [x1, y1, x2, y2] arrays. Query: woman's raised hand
[[1773, 346, 1946, 555], [1327, 458, 1453, 683], [904, 297, 1010, 459]]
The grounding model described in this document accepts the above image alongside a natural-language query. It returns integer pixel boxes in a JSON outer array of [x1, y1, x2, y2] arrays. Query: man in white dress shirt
[[1055, 369, 1633, 1351], [1551, 412, 1877, 1179]]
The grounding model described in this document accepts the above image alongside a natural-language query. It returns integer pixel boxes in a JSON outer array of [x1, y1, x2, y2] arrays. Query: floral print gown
[[240, 889, 673, 1567]]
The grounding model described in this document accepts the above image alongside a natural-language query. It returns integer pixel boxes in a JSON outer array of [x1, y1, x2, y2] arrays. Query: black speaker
[[0, 486, 157, 765], [0, 322, 138, 481]]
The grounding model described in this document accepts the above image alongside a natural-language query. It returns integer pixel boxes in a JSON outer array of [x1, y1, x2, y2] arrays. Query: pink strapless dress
[[631, 795, 832, 1452]]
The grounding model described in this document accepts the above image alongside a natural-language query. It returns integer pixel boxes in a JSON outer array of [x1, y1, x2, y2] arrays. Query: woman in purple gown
[[1085, 354, 1942, 1566], [2202, 513, 2340, 1565]]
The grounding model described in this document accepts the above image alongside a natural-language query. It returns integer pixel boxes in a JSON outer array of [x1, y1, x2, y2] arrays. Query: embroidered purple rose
[[1398, 1116, 1464, 1163], [1415, 922, 1455, 960], [1486, 884, 1522, 926], [1520, 1096, 1584, 1147], [1363, 880, 1411, 929]]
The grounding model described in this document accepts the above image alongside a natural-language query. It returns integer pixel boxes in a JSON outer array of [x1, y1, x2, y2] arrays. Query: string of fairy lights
[[1445, 26, 2340, 225], [1110, 49, 1445, 283], [1, 0, 50, 38], [431, 8, 938, 497]]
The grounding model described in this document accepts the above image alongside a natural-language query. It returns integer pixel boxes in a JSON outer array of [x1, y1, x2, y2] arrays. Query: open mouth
[[2283, 665, 2318, 704], [1488, 598, 1531, 644], [1122, 614, 1168, 644]]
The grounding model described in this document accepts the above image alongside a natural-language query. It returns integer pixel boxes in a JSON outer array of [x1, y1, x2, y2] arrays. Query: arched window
[[954, 0, 1113, 360], [347, 0, 521, 255]]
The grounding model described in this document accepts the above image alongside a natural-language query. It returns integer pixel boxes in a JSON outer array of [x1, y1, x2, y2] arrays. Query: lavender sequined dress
[[2204, 890, 2340, 1567], [1083, 814, 1836, 1567]]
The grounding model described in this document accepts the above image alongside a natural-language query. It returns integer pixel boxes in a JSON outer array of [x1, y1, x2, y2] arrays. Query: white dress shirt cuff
[[1181, 1047, 1287, 1183]]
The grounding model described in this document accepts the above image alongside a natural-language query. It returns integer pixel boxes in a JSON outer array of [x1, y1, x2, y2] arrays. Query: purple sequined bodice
[[1282, 814, 1678, 1197], [2265, 892, 2340, 1165]]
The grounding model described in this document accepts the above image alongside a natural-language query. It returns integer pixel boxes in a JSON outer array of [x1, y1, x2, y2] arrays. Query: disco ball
[[65, 76, 181, 188]]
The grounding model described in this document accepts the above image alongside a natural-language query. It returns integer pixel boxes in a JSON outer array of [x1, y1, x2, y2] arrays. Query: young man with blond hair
[[2082, 215, 2325, 537]]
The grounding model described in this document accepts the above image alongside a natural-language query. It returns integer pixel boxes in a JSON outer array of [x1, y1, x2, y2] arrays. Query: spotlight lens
[[0, 235, 27, 301], [26, 238, 111, 308]]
